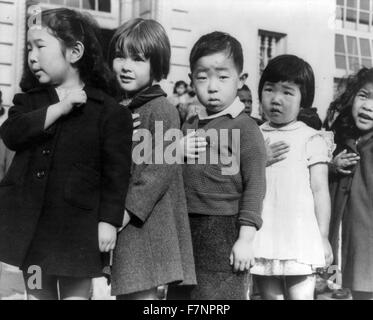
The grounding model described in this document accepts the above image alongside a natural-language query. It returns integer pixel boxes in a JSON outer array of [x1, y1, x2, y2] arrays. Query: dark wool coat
[[111, 86, 196, 296], [0, 86, 133, 278], [0, 139, 14, 180], [329, 132, 373, 292]]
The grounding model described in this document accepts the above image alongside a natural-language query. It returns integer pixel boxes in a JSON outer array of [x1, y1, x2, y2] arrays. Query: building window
[[258, 30, 286, 74], [336, 0, 372, 31], [335, 34, 373, 72], [28, 0, 119, 29], [133, 0, 154, 19], [37, 0, 111, 13]]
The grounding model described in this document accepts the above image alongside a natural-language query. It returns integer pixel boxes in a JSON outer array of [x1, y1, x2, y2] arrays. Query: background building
[[1, 0, 369, 120]]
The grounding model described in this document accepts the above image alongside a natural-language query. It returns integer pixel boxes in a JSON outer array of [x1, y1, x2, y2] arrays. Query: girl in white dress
[[251, 55, 334, 300]]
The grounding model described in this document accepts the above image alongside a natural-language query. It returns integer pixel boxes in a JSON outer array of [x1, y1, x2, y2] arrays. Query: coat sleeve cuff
[[99, 205, 124, 228], [238, 210, 263, 230], [28, 106, 54, 136], [125, 202, 147, 224]]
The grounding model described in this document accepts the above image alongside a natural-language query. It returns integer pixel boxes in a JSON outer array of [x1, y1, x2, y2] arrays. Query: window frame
[[32, 0, 120, 22], [257, 29, 287, 75], [336, 0, 373, 31], [335, 33, 373, 73]]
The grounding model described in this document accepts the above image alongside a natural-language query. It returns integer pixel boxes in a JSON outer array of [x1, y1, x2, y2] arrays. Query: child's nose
[[119, 59, 132, 71], [28, 50, 37, 64], [271, 92, 282, 104], [362, 101, 373, 112], [208, 78, 218, 93]]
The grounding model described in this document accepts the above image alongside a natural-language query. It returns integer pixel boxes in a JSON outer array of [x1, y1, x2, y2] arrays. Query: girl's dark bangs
[[115, 29, 149, 59], [266, 65, 304, 85]]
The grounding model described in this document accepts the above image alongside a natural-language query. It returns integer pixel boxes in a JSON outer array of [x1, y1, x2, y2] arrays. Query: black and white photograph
[[0, 0, 371, 306]]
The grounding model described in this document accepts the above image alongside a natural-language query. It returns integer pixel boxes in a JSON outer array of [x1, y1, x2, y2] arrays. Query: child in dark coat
[[328, 67, 373, 300], [0, 8, 132, 300]]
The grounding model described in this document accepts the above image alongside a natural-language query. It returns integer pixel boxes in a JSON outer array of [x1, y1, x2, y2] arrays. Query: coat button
[[36, 171, 46, 179], [42, 149, 51, 156]]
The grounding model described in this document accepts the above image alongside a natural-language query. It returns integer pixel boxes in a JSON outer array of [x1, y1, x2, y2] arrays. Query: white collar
[[261, 121, 305, 132], [199, 97, 244, 120], [55, 84, 85, 101]]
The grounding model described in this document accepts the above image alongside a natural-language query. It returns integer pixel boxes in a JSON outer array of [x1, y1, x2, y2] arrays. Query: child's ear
[[70, 41, 85, 64], [238, 73, 248, 88]]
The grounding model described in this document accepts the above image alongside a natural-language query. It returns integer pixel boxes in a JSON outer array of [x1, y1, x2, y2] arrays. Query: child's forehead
[[27, 26, 52, 40], [265, 80, 300, 89], [238, 90, 252, 98], [193, 51, 239, 73]]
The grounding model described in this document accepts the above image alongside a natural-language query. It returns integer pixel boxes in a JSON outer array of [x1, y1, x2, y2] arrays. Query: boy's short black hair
[[258, 54, 315, 109], [189, 31, 243, 74]]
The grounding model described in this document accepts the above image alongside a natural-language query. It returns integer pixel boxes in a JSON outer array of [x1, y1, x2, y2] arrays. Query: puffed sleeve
[[306, 131, 335, 167]]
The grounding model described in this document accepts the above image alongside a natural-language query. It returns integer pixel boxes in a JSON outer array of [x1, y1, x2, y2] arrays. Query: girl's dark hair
[[173, 80, 188, 94], [258, 54, 315, 109], [326, 67, 373, 143], [297, 107, 322, 130], [190, 31, 243, 74], [21, 8, 115, 94], [108, 18, 171, 82]]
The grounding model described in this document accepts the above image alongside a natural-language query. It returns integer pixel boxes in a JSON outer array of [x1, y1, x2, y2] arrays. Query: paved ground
[[0, 264, 26, 300], [0, 263, 113, 300], [0, 263, 351, 300]]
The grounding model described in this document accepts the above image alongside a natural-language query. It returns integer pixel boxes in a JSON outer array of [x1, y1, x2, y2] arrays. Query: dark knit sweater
[[182, 107, 266, 230]]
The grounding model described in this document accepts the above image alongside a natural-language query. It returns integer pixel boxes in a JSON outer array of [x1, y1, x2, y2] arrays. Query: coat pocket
[[64, 163, 100, 211]]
